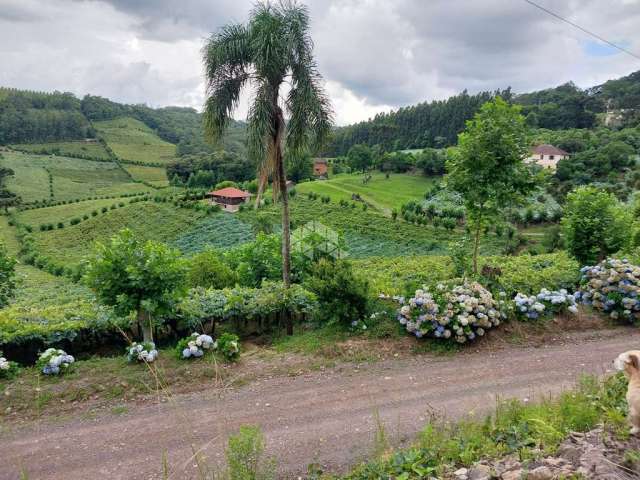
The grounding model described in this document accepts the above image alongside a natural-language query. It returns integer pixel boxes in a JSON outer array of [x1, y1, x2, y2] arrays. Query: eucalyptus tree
[[202, 1, 332, 301]]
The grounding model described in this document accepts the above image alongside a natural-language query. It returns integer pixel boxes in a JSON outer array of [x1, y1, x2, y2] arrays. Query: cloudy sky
[[1, 0, 639, 125]]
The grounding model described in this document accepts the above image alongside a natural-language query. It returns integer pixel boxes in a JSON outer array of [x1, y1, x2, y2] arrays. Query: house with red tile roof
[[206, 187, 251, 213]]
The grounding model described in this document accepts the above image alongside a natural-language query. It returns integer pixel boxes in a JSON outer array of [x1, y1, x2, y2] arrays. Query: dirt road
[[2, 329, 639, 480]]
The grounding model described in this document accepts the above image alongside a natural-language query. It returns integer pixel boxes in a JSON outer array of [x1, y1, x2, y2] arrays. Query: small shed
[[313, 158, 328, 178], [206, 187, 251, 213]]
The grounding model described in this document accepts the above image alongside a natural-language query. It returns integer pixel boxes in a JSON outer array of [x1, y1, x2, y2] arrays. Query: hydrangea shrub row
[[397, 282, 506, 343], [37, 348, 75, 375], [514, 288, 578, 321], [576, 258, 640, 323]]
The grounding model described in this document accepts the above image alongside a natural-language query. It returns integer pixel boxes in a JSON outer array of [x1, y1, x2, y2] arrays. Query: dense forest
[[325, 70, 640, 156], [0, 88, 93, 144]]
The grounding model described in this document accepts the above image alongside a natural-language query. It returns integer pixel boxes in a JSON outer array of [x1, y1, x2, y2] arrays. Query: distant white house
[[526, 144, 569, 170]]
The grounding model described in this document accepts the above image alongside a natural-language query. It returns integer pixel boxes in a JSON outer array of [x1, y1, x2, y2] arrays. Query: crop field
[[173, 213, 255, 254], [0, 216, 19, 255], [93, 117, 177, 165], [295, 172, 435, 213], [33, 202, 207, 264], [248, 196, 504, 258], [124, 164, 169, 186], [17, 197, 148, 228], [0, 151, 148, 202], [11, 141, 111, 160]]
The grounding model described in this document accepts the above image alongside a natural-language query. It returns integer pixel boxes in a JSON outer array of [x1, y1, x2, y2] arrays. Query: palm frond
[[202, 23, 251, 143], [248, 80, 277, 204]]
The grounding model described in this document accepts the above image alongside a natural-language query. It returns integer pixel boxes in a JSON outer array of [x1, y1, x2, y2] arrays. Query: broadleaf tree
[[201, 1, 333, 334], [84, 229, 186, 342], [446, 97, 536, 274]]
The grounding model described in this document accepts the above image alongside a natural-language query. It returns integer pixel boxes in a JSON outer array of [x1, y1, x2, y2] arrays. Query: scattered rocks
[[447, 426, 640, 479]]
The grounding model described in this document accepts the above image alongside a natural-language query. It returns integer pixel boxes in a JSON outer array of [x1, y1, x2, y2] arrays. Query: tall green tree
[[201, 2, 332, 333], [84, 229, 186, 342], [347, 144, 373, 173], [446, 97, 535, 274]]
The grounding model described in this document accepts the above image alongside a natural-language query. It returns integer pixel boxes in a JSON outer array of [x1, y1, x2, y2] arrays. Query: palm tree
[[202, 1, 332, 331]]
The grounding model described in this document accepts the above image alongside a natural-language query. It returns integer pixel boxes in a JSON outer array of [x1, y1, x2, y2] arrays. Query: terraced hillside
[[0, 151, 148, 202], [93, 117, 173, 186], [10, 141, 111, 160]]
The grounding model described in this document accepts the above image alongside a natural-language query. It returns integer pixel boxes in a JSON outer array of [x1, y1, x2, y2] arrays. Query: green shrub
[[186, 248, 237, 289], [57, 222, 64, 229], [215, 332, 241, 362], [304, 259, 369, 327], [70, 218, 81, 225], [563, 186, 630, 264], [225, 425, 275, 480]]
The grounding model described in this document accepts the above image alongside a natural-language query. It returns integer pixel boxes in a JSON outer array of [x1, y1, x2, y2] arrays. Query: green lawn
[[11, 141, 111, 160], [93, 117, 178, 165], [0, 151, 148, 202], [296, 172, 435, 213]]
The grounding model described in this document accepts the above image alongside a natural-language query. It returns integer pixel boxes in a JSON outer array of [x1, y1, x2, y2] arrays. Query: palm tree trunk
[[272, 103, 293, 335]]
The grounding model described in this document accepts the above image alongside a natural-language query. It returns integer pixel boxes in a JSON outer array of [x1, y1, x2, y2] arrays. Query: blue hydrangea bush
[[214, 333, 240, 361], [37, 348, 75, 376], [397, 282, 506, 343], [176, 333, 214, 360], [126, 342, 158, 363], [513, 288, 578, 321], [0, 352, 19, 379], [576, 258, 640, 323]]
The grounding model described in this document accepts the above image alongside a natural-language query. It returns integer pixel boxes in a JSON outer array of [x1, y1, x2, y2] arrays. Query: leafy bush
[[396, 282, 505, 343], [177, 282, 317, 334], [126, 342, 158, 363], [303, 259, 369, 327], [186, 248, 237, 289], [37, 348, 75, 375], [576, 257, 640, 323], [215, 333, 240, 362], [563, 186, 631, 264]]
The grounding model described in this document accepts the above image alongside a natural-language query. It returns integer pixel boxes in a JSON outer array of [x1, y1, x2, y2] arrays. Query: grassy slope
[[296, 172, 435, 213], [1, 151, 148, 202], [93, 117, 176, 166], [11, 141, 111, 160], [124, 164, 169, 186], [0, 152, 50, 203], [33, 202, 207, 264]]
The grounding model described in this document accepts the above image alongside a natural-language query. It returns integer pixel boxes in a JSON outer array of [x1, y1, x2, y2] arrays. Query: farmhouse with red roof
[[526, 144, 569, 170], [206, 187, 251, 213]]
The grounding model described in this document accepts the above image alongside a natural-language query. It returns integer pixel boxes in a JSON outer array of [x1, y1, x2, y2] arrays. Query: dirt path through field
[[2, 329, 639, 480]]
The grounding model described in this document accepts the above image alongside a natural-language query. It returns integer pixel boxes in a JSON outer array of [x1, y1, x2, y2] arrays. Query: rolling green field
[[295, 172, 435, 213], [93, 117, 178, 165], [0, 151, 148, 202], [11, 141, 111, 160], [17, 197, 147, 228], [124, 164, 169, 186], [32, 202, 208, 264]]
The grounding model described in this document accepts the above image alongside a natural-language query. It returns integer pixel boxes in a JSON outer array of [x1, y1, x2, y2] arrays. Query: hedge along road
[[1, 328, 639, 480]]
